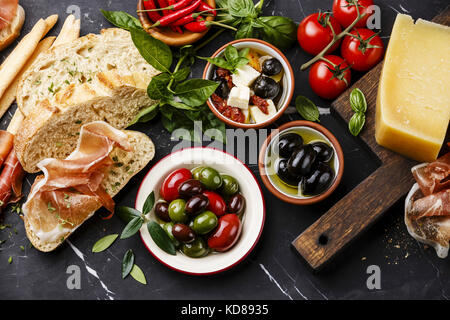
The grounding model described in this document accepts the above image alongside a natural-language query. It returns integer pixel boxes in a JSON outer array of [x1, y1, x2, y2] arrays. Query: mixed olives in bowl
[[154, 166, 246, 258], [259, 121, 344, 205]]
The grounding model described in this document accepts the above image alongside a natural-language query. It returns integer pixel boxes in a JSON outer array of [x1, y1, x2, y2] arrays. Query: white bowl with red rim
[[136, 147, 266, 275]]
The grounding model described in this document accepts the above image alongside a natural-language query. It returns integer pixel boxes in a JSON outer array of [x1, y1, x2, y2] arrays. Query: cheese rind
[[375, 14, 450, 163]]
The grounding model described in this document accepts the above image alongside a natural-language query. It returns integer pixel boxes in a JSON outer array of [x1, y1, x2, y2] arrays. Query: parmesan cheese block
[[375, 14, 450, 163]]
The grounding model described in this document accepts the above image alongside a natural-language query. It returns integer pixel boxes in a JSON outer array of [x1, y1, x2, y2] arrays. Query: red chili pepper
[[172, 7, 217, 26], [197, 2, 217, 16], [167, 0, 183, 33], [152, 0, 202, 27], [143, 0, 162, 23], [141, 0, 193, 12], [184, 17, 208, 33]]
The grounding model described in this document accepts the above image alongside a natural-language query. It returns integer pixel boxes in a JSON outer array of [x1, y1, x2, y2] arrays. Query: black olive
[[253, 76, 280, 100], [277, 133, 303, 158], [211, 68, 220, 82], [262, 58, 283, 76], [155, 202, 171, 222], [179, 179, 203, 199], [301, 163, 335, 195], [227, 194, 246, 215], [215, 80, 230, 99], [172, 223, 196, 243], [276, 158, 302, 186], [311, 141, 334, 163], [287, 144, 318, 176], [185, 194, 209, 216]]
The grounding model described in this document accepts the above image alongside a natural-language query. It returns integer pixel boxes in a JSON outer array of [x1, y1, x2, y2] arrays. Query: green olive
[[168, 199, 188, 223], [192, 166, 205, 180], [192, 210, 218, 235], [162, 222, 180, 247], [181, 237, 209, 258], [199, 167, 223, 190], [219, 175, 239, 196]]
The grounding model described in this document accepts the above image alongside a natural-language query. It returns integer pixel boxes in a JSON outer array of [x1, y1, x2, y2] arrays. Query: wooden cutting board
[[292, 7, 450, 271]]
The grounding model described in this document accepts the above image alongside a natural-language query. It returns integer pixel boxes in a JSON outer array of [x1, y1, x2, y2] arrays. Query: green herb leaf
[[8, 256, 12, 264], [349, 88, 367, 113], [228, 0, 257, 18], [122, 249, 135, 279], [121, 216, 144, 239], [175, 79, 219, 107], [130, 264, 147, 285], [100, 10, 142, 31], [349, 112, 366, 136], [236, 21, 256, 40], [117, 206, 142, 224], [92, 234, 119, 253], [199, 56, 234, 71], [224, 45, 239, 63], [130, 28, 172, 73], [142, 191, 155, 216], [295, 96, 320, 122], [173, 67, 191, 82], [130, 103, 160, 125], [166, 99, 198, 111], [147, 73, 172, 100], [147, 221, 176, 255], [256, 16, 298, 49]]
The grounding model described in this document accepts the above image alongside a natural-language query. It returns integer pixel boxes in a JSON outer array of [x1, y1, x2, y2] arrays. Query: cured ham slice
[[410, 189, 450, 220], [0, 149, 24, 211], [0, 0, 18, 30], [412, 152, 450, 196], [23, 122, 132, 241], [0, 130, 14, 168]]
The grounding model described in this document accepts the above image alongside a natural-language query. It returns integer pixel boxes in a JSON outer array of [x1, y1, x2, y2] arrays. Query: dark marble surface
[[0, 0, 448, 300]]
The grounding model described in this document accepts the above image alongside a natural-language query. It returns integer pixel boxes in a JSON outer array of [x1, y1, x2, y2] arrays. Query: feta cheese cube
[[232, 64, 261, 87], [250, 99, 277, 123], [227, 86, 250, 110]]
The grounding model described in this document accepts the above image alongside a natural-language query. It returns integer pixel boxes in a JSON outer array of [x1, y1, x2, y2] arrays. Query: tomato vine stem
[[300, 3, 366, 71]]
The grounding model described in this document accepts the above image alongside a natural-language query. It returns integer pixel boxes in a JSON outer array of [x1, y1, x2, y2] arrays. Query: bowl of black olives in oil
[[258, 121, 344, 205]]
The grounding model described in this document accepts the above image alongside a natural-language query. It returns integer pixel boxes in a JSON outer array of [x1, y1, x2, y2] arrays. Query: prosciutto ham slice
[[0, 130, 14, 168], [412, 152, 450, 196], [0, 0, 18, 30], [0, 149, 24, 211], [23, 122, 132, 238]]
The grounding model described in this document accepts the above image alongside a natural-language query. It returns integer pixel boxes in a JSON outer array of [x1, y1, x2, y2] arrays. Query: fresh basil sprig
[[199, 45, 249, 74], [100, 10, 142, 31], [348, 88, 367, 136], [295, 96, 320, 122]]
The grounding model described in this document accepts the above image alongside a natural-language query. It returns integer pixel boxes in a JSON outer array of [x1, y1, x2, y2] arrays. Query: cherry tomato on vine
[[207, 214, 242, 252], [160, 168, 192, 202], [341, 28, 384, 71], [309, 55, 352, 100], [297, 12, 343, 55], [332, 0, 374, 28]]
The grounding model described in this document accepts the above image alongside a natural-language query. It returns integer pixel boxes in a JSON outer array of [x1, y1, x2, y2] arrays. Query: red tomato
[[309, 55, 352, 100], [341, 28, 384, 71], [203, 191, 226, 216], [207, 214, 242, 252], [332, 0, 374, 28], [297, 12, 343, 55], [160, 168, 192, 202]]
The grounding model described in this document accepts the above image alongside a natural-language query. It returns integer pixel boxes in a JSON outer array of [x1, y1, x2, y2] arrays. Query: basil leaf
[[92, 234, 119, 253], [199, 56, 234, 71], [236, 21, 256, 39], [122, 249, 135, 279], [147, 73, 172, 100], [142, 191, 155, 215], [233, 57, 250, 70], [117, 206, 142, 224], [350, 88, 367, 113], [173, 67, 191, 82], [349, 112, 366, 136], [239, 47, 250, 58], [147, 221, 176, 255], [256, 16, 297, 49], [101, 10, 142, 31], [120, 216, 144, 239], [130, 264, 147, 285], [167, 99, 198, 110], [130, 103, 160, 125], [130, 28, 172, 73], [229, 0, 257, 18], [224, 45, 239, 63], [295, 96, 320, 122], [175, 79, 219, 107]]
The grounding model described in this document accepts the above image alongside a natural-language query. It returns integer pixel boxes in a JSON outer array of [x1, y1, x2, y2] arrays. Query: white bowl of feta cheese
[[203, 38, 295, 129]]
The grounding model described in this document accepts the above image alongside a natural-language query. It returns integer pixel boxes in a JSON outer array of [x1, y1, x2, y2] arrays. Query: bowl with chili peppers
[[202, 39, 295, 129], [137, 0, 217, 47]]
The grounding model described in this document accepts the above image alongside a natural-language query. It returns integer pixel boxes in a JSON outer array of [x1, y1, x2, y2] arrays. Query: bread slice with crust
[[0, 5, 25, 51], [24, 129, 155, 252], [14, 28, 160, 173]]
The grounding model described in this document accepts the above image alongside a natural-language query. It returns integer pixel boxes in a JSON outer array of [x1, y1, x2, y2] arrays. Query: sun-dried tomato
[[250, 95, 269, 115], [216, 68, 234, 89], [230, 107, 245, 123]]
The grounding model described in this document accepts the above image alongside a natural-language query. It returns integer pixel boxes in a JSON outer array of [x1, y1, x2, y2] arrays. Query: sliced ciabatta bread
[[23, 122, 155, 252], [0, 5, 25, 51]]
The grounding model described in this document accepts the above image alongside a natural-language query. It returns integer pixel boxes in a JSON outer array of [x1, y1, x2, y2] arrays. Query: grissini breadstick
[[52, 15, 79, 47], [0, 37, 55, 120]]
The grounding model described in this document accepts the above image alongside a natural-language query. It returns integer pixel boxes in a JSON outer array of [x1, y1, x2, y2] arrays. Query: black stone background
[[0, 0, 448, 300]]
